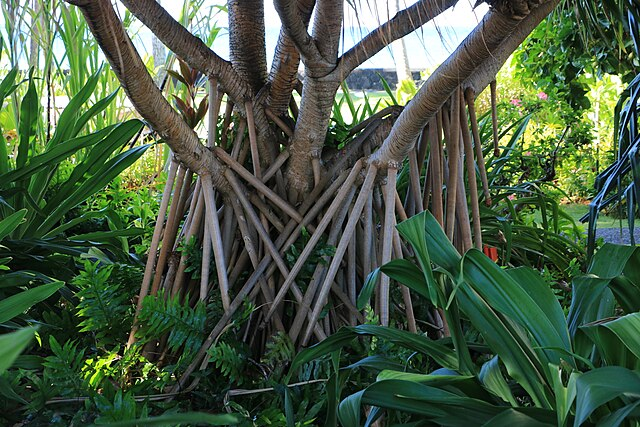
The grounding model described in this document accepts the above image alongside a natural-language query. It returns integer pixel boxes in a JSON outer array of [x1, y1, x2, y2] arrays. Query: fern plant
[[136, 291, 206, 357], [42, 336, 87, 398], [74, 260, 134, 347], [208, 341, 248, 386], [261, 332, 295, 380]]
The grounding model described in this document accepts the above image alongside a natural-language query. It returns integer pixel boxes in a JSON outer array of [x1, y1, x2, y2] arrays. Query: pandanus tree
[[66, 0, 560, 390]]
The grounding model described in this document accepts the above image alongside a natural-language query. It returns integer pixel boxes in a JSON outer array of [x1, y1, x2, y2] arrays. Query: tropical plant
[[62, 0, 586, 397], [291, 211, 640, 426], [0, 68, 149, 278], [0, 208, 64, 375], [585, 71, 640, 256]]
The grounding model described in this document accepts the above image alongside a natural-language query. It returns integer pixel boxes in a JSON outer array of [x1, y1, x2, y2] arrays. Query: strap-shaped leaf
[[0, 281, 64, 323]]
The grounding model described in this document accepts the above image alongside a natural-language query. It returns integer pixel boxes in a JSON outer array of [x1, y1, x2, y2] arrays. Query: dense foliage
[[0, 0, 638, 425]]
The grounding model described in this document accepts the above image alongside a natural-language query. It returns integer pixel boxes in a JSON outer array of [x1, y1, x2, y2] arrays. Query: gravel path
[[596, 227, 640, 245]]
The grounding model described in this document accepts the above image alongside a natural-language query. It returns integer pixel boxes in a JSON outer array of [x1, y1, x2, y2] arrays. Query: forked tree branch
[[267, 0, 315, 114], [228, 0, 269, 94], [371, 0, 559, 166], [274, 0, 333, 69], [66, 0, 228, 189], [119, 0, 251, 103], [336, 0, 458, 76], [311, 0, 343, 66]]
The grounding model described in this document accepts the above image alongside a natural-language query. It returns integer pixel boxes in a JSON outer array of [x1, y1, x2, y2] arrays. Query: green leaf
[[463, 253, 572, 366], [456, 285, 552, 408], [70, 227, 144, 242], [549, 364, 578, 427], [580, 313, 640, 368], [567, 276, 616, 337], [481, 408, 555, 426], [0, 209, 27, 241], [0, 327, 37, 375], [16, 71, 39, 169], [49, 67, 103, 145], [291, 325, 457, 373], [479, 356, 518, 406], [596, 400, 640, 427], [35, 141, 149, 236], [0, 125, 115, 184], [357, 269, 380, 310], [337, 390, 364, 427], [0, 281, 64, 323], [91, 412, 241, 426], [359, 379, 501, 424], [589, 244, 640, 280], [396, 212, 441, 305], [573, 366, 640, 427], [41, 119, 143, 218]]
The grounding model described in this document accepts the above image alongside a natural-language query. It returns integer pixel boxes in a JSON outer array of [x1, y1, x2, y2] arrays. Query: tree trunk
[[67, 0, 560, 389]]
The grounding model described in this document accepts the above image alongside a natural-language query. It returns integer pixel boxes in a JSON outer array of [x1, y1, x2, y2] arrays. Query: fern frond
[[208, 341, 247, 385], [42, 336, 87, 397], [136, 291, 206, 356], [74, 261, 132, 346]]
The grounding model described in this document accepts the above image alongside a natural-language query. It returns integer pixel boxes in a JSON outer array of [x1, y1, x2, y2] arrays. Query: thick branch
[[274, 0, 328, 67], [336, 0, 457, 76], [462, 0, 558, 94], [119, 0, 250, 103], [371, 0, 557, 165], [267, 0, 315, 115], [229, 0, 268, 94], [311, 0, 343, 67], [66, 0, 228, 189], [266, 31, 301, 115]]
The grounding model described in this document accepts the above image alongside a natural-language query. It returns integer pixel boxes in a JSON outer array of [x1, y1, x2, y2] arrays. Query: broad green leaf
[[396, 211, 440, 305], [357, 269, 380, 310], [581, 313, 640, 368], [0, 68, 19, 175], [338, 390, 364, 427], [0, 126, 114, 184], [588, 244, 640, 281], [481, 408, 555, 426], [0, 281, 64, 323], [567, 276, 616, 337], [421, 210, 461, 273], [70, 227, 144, 242], [463, 253, 571, 366], [376, 370, 492, 401], [379, 259, 430, 300], [36, 143, 149, 236], [479, 356, 518, 406], [608, 276, 640, 313], [16, 72, 39, 169], [398, 211, 474, 374], [573, 366, 640, 427], [291, 325, 457, 373], [0, 68, 19, 106], [549, 364, 578, 427], [596, 400, 640, 427], [598, 313, 640, 360], [0, 327, 37, 375], [0, 209, 27, 241], [359, 379, 501, 425], [456, 286, 552, 408], [342, 355, 408, 373]]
